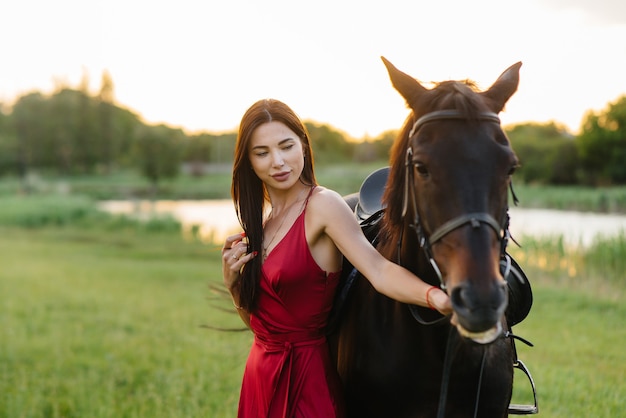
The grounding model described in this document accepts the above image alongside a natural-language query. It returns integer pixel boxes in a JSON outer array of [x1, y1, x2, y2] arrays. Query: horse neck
[[379, 220, 431, 281]]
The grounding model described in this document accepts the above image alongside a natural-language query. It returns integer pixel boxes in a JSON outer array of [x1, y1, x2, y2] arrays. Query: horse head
[[380, 57, 521, 344]]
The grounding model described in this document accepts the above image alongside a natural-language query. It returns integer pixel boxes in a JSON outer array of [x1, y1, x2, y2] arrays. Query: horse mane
[[381, 79, 490, 235]]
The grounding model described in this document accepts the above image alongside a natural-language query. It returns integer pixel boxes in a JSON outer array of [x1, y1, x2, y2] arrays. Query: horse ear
[[381, 56, 427, 107], [482, 62, 522, 113]]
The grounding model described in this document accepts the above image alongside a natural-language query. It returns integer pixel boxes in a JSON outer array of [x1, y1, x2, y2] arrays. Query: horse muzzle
[[449, 280, 508, 344]]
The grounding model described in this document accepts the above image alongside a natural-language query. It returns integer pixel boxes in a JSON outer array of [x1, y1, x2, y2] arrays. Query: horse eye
[[507, 165, 518, 176], [414, 163, 429, 177]]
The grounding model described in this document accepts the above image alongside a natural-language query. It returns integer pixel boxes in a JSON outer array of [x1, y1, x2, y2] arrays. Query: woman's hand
[[221, 232, 256, 291], [427, 287, 453, 316], [221, 232, 255, 326]]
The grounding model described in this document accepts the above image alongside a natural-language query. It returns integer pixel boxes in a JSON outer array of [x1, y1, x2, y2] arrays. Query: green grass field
[[1, 222, 624, 417], [0, 226, 251, 418], [1, 184, 625, 417]]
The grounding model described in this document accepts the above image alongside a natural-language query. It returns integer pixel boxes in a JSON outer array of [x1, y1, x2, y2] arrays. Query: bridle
[[398, 109, 523, 418], [399, 110, 518, 292]]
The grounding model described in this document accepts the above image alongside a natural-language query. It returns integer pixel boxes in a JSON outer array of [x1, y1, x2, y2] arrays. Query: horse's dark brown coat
[[329, 57, 522, 418]]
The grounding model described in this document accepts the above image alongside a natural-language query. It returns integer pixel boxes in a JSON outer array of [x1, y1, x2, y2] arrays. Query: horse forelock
[[420, 80, 489, 118]]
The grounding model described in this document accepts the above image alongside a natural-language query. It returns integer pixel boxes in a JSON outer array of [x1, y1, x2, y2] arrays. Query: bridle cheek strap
[[401, 147, 413, 219]]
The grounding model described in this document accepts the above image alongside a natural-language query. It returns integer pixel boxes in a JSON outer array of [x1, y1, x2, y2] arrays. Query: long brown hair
[[232, 99, 317, 311]]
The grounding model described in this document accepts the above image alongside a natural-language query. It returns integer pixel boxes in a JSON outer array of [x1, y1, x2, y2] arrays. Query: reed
[[509, 233, 625, 300], [514, 183, 626, 213]]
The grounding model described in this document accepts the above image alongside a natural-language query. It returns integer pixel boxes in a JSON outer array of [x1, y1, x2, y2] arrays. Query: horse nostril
[[450, 286, 470, 311], [449, 281, 508, 333]]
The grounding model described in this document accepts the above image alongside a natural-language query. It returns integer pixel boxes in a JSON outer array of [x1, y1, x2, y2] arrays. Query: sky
[[2, 0, 626, 139]]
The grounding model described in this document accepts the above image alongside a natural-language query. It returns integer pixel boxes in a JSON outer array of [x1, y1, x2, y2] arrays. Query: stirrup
[[508, 359, 539, 415]]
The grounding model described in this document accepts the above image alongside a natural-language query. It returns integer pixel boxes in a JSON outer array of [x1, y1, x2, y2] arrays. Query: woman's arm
[[313, 189, 451, 315]]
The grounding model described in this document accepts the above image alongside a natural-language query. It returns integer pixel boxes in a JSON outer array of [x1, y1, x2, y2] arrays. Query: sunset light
[[2, 0, 626, 138]]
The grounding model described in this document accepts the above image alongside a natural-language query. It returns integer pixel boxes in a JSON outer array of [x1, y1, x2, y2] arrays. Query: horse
[[328, 57, 536, 418]]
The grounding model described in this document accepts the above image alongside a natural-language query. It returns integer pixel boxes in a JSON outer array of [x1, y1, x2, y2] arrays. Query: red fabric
[[237, 196, 345, 418]]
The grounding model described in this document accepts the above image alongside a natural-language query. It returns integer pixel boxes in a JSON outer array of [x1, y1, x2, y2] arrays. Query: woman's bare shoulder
[[309, 186, 347, 209], [307, 186, 357, 230]]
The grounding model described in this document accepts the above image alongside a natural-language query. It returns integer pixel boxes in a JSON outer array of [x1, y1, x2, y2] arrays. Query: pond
[[508, 207, 626, 247], [98, 199, 240, 245], [98, 200, 626, 248]]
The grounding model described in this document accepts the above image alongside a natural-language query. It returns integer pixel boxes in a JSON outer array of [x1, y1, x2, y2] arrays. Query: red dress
[[237, 196, 345, 418]]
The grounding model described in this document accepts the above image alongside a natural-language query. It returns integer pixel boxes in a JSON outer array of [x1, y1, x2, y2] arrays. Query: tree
[[183, 133, 212, 176], [372, 129, 397, 162], [577, 95, 626, 185], [48, 88, 89, 173], [133, 124, 184, 195], [353, 130, 396, 163], [304, 121, 353, 163], [98, 70, 115, 172], [12, 92, 48, 186], [76, 70, 99, 172], [0, 109, 18, 176], [209, 132, 236, 165], [506, 122, 579, 185]]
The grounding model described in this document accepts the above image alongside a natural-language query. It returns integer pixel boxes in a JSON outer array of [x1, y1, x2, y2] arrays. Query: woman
[[222, 99, 451, 418]]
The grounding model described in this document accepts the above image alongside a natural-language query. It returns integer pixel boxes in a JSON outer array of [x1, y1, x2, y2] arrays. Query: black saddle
[[354, 166, 390, 222]]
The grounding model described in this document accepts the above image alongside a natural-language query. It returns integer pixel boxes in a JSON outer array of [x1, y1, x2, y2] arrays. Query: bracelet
[[426, 286, 438, 310]]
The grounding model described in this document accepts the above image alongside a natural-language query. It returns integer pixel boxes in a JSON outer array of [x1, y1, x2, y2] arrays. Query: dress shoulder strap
[[303, 185, 316, 209]]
